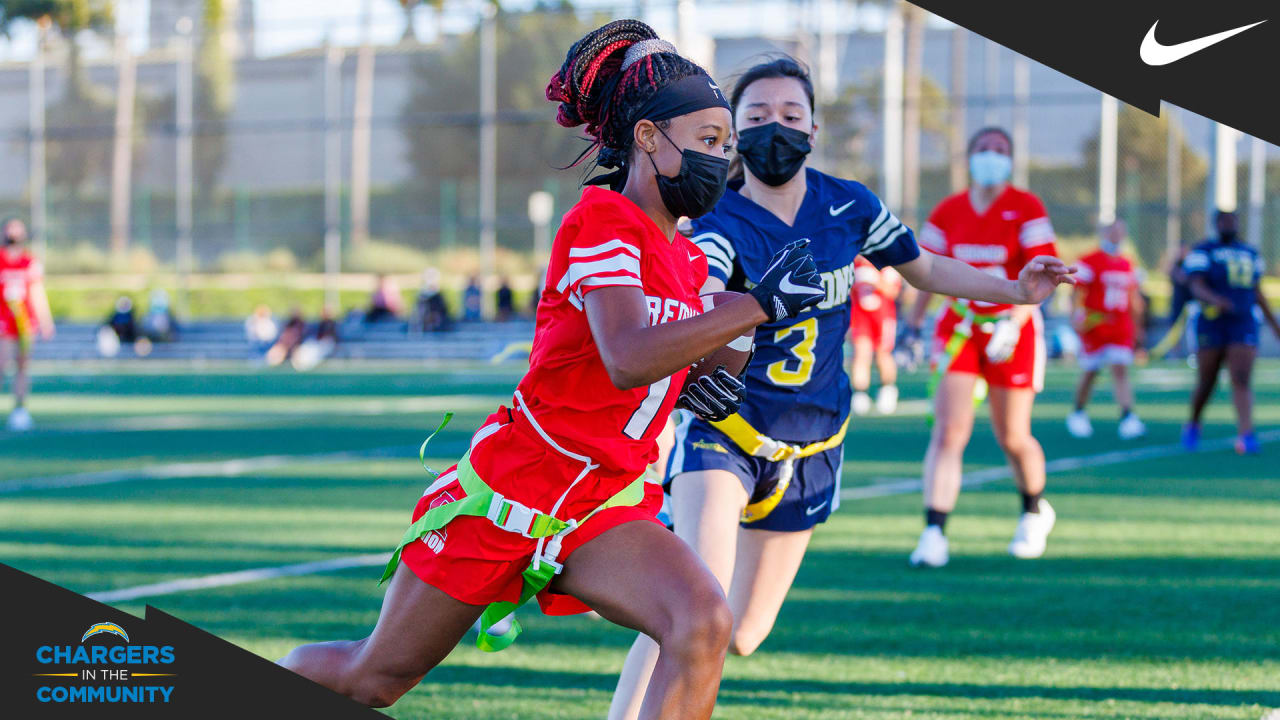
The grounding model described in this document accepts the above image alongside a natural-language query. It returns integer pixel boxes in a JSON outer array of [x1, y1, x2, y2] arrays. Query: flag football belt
[[924, 300, 1003, 420], [380, 399, 645, 652], [710, 413, 850, 523], [6, 299, 32, 353]]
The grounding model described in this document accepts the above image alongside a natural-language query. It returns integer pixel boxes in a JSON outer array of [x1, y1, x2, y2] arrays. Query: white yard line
[[86, 553, 391, 603], [83, 429, 1278, 604], [0, 445, 415, 494]]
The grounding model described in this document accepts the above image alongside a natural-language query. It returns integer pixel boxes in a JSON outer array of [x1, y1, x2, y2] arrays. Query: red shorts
[[399, 409, 663, 616], [1080, 318, 1135, 355], [933, 306, 1045, 391], [850, 297, 897, 353]]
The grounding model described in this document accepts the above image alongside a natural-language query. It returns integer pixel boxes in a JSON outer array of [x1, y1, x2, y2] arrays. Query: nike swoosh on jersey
[[688, 253, 700, 262], [779, 272, 822, 295], [1139, 19, 1266, 66], [829, 199, 857, 216], [805, 500, 828, 516]]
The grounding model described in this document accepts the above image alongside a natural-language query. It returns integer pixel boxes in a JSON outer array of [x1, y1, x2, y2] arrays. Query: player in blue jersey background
[[607, 56, 1076, 720], [1181, 210, 1280, 454]]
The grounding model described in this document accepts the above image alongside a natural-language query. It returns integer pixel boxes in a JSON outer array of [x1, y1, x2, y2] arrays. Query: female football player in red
[[907, 127, 1061, 567], [279, 21, 826, 720], [0, 218, 54, 431]]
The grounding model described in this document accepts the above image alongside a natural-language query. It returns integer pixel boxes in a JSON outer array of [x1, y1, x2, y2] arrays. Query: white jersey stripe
[[568, 238, 641, 260], [622, 375, 671, 440], [919, 222, 947, 253], [1019, 217, 1056, 248], [865, 224, 909, 255], [556, 254, 642, 294]]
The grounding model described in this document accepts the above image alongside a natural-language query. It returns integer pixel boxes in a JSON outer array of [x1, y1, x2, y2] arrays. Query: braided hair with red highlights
[[546, 20, 709, 188]]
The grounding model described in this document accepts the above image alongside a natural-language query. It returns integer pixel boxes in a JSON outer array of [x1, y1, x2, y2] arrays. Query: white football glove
[[984, 319, 1021, 364]]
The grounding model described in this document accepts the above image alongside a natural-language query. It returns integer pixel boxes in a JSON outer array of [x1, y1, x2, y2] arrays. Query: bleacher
[[31, 319, 538, 363]]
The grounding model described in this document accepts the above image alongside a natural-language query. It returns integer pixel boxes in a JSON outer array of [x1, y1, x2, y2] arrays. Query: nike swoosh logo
[[1139, 19, 1267, 66], [688, 253, 700, 262], [829, 199, 856, 216], [805, 501, 828, 516], [779, 272, 823, 296]]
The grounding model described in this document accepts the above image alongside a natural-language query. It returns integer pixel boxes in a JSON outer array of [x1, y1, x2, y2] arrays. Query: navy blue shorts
[[1195, 309, 1260, 349], [667, 414, 842, 532]]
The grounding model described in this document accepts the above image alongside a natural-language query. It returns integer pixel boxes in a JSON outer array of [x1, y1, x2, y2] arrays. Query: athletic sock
[[1120, 407, 1132, 419], [925, 508, 948, 532], [1020, 492, 1042, 514], [1074, 402, 1085, 412]]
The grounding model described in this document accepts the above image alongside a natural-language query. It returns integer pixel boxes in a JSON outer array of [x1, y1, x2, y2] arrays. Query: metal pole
[[324, 38, 344, 310], [1165, 103, 1182, 258], [881, 2, 903, 210], [28, 24, 48, 260], [478, 1, 498, 319], [1098, 93, 1118, 224], [983, 38, 999, 126], [1247, 135, 1266, 247], [110, 20, 137, 256], [1012, 54, 1030, 187], [350, 0, 375, 247], [176, 17, 195, 315], [948, 26, 967, 192], [900, 1, 923, 227], [1214, 123, 1239, 213]]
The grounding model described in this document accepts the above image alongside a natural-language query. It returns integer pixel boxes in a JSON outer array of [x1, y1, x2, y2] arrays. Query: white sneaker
[[1118, 412, 1146, 439], [876, 385, 899, 415], [909, 526, 949, 568], [6, 407, 32, 432], [1008, 499, 1056, 559], [1065, 410, 1093, 438], [852, 391, 872, 416]]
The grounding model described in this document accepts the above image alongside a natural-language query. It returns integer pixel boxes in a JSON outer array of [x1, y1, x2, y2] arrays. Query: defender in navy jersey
[[609, 57, 1076, 720], [1180, 211, 1280, 454]]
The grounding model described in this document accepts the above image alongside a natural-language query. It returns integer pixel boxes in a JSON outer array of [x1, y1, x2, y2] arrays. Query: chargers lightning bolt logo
[[81, 622, 130, 643]]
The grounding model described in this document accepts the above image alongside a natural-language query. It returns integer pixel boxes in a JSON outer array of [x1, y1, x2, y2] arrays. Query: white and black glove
[[749, 239, 825, 322], [679, 366, 746, 422], [985, 319, 1021, 363]]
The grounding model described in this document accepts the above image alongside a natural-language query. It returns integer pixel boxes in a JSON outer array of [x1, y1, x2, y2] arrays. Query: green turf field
[[2, 360, 1278, 719]]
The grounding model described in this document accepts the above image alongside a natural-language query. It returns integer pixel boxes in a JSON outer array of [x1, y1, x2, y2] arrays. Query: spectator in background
[[245, 304, 278, 355], [529, 267, 545, 316], [315, 305, 339, 344], [366, 274, 404, 323], [142, 289, 177, 342], [267, 308, 306, 366], [413, 268, 452, 333], [462, 276, 482, 322], [109, 297, 138, 344], [495, 276, 515, 322]]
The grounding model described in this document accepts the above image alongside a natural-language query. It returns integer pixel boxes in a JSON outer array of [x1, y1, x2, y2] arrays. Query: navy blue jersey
[[689, 168, 920, 442], [1183, 238, 1264, 317]]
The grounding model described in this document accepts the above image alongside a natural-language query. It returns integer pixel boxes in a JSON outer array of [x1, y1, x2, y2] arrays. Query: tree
[[1, 1, 115, 203], [1082, 105, 1208, 268]]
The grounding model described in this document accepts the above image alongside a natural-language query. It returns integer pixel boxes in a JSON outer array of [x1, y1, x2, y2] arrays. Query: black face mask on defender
[[735, 122, 812, 187]]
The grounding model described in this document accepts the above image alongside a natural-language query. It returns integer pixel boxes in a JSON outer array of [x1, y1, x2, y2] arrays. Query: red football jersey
[[0, 249, 42, 335], [919, 186, 1057, 314], [517, 186, 707, 476], [851, 255, 902, 317], [1076, 247, 1138, 330]]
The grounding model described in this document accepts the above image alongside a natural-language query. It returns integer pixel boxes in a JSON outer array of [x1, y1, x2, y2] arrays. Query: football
[[682, 291, 756, 390]]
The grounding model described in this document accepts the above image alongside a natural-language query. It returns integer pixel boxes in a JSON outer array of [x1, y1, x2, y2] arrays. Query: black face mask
[[735, 122, 812, 186], [648, 127, 730, 219], [1220, 229, 1239, 242]]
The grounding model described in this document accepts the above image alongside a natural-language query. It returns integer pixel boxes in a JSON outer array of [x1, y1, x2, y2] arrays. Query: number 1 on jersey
[[766, 317, 818, 386]]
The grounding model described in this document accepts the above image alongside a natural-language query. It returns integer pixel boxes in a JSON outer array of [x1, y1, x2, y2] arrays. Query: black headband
[[634, 73, 731, 125]]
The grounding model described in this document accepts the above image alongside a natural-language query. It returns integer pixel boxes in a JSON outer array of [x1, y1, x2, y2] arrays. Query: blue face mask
[[1100, 240, 1120, 255], [969, 151, 1012, 188]]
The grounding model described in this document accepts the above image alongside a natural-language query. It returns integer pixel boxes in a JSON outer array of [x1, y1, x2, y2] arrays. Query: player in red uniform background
[[905, 127, 1061, 568], [849, 255, 903, 415], [0, 218, 54, 431], [279, 21, 825, 719], [1066, 219, 1147, 440]]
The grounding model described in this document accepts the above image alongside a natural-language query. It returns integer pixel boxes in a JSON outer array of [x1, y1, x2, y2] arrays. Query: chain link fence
[[0, 1, 1276, 292]]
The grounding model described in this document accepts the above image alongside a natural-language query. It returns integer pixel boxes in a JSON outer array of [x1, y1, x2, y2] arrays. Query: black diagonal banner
[[910, 0, 1280, 144], [0, 564, 386, 719]]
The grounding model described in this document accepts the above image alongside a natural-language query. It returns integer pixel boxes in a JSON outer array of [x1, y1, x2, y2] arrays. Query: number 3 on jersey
[[766, 317, 817, 386]]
